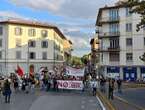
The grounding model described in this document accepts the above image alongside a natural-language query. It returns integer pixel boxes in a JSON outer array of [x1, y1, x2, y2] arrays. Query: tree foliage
[[81, 54, 89, 65], [127, 0, 145, 31]]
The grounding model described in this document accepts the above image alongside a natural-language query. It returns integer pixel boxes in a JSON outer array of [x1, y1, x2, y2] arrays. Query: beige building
[[89, 35, 99, 75], [0, 19, 71, 75], [96, 2, 145, 81], [63, 39, 73, 65]]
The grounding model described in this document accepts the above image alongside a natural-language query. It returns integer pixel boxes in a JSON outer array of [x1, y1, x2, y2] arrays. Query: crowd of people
[[98, 76, 122, 100], [0, 70, 123, 104], [0, 71, 85, 103]]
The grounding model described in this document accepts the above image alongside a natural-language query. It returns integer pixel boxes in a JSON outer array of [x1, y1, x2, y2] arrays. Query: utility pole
[[27, 41, 30, 76], [53, 32, 56, 70]]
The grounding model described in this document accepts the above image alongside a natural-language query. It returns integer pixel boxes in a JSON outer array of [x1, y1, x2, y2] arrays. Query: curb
[[96, 96, 106, 110], [115, 95, 145, 110], [96, 91, 116, 110]]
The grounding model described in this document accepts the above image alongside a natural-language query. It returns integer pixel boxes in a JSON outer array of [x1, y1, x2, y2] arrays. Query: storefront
[[107, 66, 120, 79], [123, 67, 137, 81], [140, 67, 145, 81]]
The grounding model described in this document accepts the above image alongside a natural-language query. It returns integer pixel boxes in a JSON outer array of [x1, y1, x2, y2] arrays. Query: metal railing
[[100, 16, 120, 23], [99, 32, 120, 38]]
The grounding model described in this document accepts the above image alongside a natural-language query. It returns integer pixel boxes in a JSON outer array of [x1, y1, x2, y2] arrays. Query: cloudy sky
[[0, 0, 117, 57]]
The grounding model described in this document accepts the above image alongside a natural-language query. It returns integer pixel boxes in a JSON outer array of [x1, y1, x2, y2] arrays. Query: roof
[[96, 4, 130, 26], [0, 19, 67, 40]]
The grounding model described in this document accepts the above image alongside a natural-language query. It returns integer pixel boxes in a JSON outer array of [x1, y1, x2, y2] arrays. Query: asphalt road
[[115, 88, 145, 109], [0, 90, 103, 110]]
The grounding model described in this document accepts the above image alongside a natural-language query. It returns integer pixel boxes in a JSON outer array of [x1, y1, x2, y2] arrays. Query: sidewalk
[[111, 97, 141, 110], [97, 83, 145, 110]]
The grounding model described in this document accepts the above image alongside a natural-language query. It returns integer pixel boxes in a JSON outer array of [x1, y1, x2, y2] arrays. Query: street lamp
[[27, 41, 30, 76], [53, 32, 56, 70]]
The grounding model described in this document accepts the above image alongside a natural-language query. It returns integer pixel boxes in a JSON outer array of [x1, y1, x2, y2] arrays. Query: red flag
[[17, 65, 24, 77]]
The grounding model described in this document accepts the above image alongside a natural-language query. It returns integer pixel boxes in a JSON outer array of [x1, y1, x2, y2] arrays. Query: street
[[0, 90, 103, 110], [115, 88, 145, 109]]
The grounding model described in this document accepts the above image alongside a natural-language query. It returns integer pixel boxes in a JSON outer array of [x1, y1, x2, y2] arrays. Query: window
[[110, 38, 119, 48], [16, 51, 21, 59], [126, 23, 132, 32], [41, 41, 48, 48], [0, 39, 2, 47], [42, 52, 47, 60], [101, 54, 103, 62], [0, 51, 2, 59], [109, 9, 119, 21], [109, 23, 119, 33], [126, 38, 132, 46], [109, 53, 119, 61], [41, 30, 47, 38], [28, 40, 36, 47], [15, 27, 22, 35], [0, 27, 3, 35], [126, 7, 132, 16], [126, 53, 133, 61], [16, 39, 21, 47], [28, 29, 36, 36], [29, 52, 36, 59], [144, 37, 145, 45]]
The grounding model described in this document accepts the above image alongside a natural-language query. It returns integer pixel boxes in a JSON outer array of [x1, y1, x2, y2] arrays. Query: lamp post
[[27, 41, 30, 76], [53, 32, 56, 70]]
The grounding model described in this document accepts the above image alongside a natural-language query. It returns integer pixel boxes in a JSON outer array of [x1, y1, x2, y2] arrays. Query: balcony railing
[[99, 46, 120, 52], [99, 16, 120, 24], [99, 32, 120, 38], [108, 46, 120, 52]]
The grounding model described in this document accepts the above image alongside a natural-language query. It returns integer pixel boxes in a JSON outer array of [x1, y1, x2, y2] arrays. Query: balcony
[[98, 16, 120, 25], [99, 46, 120, 52], [108, 46, 120, 52], [99, 32, 120, 39]]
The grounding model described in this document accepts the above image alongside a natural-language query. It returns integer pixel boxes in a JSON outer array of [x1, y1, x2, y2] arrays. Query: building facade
[[96, 3, 145, 81], [0, 19, 70, 75], [63, 39, 73, 65], [90, 35, 99, 77]]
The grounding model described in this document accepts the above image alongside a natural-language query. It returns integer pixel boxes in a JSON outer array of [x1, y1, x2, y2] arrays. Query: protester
[[3, 79, 12, 103], [13, 79, 19, 93], [53, 77, 57, 91], [21, 78, 26, 92], [100, 76, 106, 93], [108, 79, 115, 100], [91, 79, 98, 96], [117, 78, 122, 93], [0, 81, 2, 96], [46, 77, 51, 91]]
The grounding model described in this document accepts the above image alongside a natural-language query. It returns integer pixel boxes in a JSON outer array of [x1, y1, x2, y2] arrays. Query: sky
[[0, 0, 117, 57]]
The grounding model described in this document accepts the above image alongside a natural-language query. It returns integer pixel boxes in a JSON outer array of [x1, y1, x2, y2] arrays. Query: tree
[[139, 53, 145, 62], [81, 54, 89, 65], [69, 56, 83, 67], [127, 0, 145, 62], [127, 0, 145, 31]]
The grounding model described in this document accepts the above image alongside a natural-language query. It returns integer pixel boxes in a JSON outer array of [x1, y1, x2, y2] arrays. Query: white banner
[[57, 80, 83, 90], [65, 66, 84, 76]]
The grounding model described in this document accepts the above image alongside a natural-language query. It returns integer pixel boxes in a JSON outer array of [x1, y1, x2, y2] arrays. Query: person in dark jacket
[[3, 79, 12, 103], [117, 78, 122, 93], [13, 79, 19, 93], [108, 79, 115, 100]]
